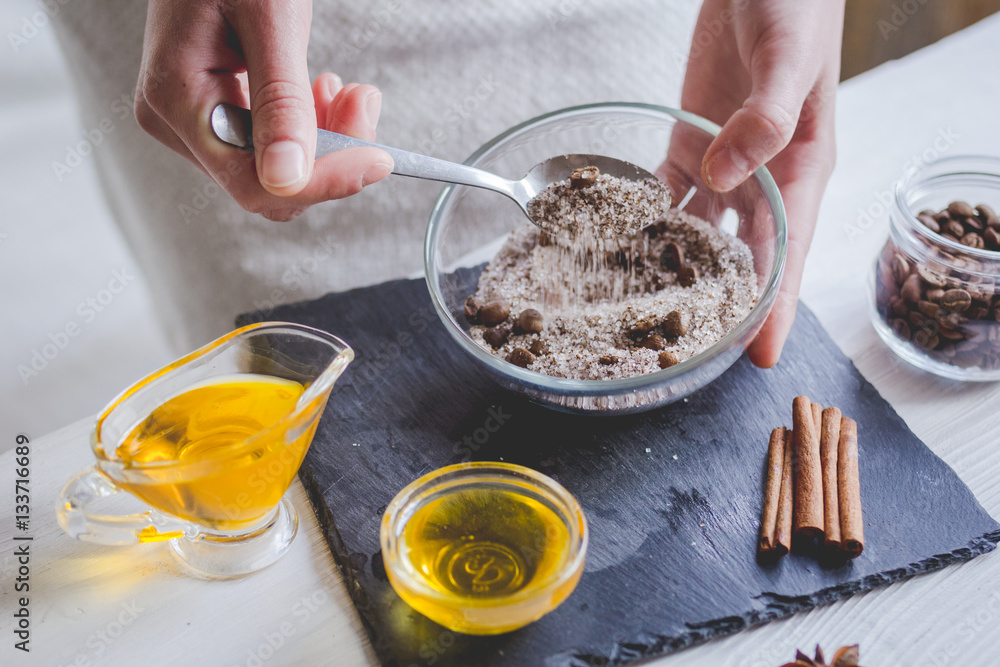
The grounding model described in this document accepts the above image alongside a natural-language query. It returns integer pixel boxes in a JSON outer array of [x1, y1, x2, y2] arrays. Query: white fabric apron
[[53, 0, 699, 352]]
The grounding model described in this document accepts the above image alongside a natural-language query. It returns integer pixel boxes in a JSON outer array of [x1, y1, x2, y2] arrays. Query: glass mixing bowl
[[424, 103, 786, 414]]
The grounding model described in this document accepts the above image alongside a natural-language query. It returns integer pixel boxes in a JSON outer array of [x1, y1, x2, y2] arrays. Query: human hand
[[134, 0, 393, 221], [681, 0, 844, 367]]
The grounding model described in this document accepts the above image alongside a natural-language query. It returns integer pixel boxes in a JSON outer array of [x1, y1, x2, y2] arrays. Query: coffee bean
[[988, 216, 1000, 232], [941, 311, 968, 328], [917, 214, 940, 233], [507, 347, 536, 368], [599, 354, 617, 366], [629, 316, 659, 336], [901, 273, 923, 304], [913, 329, 940, 351], [916, 265, 948, 288], [570, 165, 600, 189], [662, 310, 689, 337], [934, 211, 951, 225], [657, 350, 679, 368], [942, 233, 962, 244], [917, 300, 940, 318], [938, 324, 965, 341], [942, 288, 972, 312], [926, 288, 945, 303], [963, 216, 985, 233], [483, 323, 511, 348], [661, 242, 684, 271], [528, 339, 548, 356], [892, 318, 911, 340], [515, 308, 544, 334], [968, 284, 993, 304], [890, 295, 909, 317], [640, 333, 666, 351], [960, 233, 985, 249], [976, 204, 997, 222], [464, 295, 482, 323], [945, 219, 966, 238], [948, 200, 977, 218], [678, 265, 699, 287], [891, 253, 910, 285], [480, 299, 511, 326], [908, 311, 934, 329], [985, 227, 1000, 250]]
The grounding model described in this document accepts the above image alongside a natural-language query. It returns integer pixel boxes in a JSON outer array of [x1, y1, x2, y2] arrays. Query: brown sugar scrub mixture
[[465, 169, 758, 380]]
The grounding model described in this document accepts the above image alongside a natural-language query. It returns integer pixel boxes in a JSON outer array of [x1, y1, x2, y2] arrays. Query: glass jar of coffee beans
[[871, 155, 1000, 380]]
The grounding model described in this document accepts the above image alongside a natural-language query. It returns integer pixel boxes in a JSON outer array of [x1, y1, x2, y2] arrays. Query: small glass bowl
[[870, 155, 1000, 381], [424, 103, 787, 414], [380, 462, 587, 635]]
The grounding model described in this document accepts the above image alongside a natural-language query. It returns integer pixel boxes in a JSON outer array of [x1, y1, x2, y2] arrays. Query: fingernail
[[261, 141, 307, 189], [324, 73, 343, 99], [364, 91, 382, 129], [705, 147, 751, 192], [361, 160, 393, 188]]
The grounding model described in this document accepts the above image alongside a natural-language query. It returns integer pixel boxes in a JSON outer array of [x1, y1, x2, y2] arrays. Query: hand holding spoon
[[211, 103, 669, 235]]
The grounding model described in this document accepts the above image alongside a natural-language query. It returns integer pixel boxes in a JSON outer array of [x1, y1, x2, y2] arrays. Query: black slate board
[[238, 274, 1000, 667]]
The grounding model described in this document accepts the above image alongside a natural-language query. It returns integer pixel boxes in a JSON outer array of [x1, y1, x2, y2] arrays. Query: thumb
[[701, 42, 814, 192], [228, 2, 316, 196]]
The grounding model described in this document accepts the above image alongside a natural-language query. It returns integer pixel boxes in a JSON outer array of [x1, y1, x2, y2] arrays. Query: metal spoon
[[210, 103, 665, 233]]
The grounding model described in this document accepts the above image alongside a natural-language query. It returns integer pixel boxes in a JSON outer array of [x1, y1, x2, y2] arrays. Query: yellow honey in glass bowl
[[382, 463, 587, 635]]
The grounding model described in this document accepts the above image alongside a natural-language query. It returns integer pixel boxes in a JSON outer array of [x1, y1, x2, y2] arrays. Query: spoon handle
[[211, 103, 519, 198]]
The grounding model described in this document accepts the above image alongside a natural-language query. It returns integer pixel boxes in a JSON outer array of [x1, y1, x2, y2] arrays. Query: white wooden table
[[4, 14, 1000, 667]]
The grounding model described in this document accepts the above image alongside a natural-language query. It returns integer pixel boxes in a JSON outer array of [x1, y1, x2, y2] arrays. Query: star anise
[[780, 644, 861, 667]]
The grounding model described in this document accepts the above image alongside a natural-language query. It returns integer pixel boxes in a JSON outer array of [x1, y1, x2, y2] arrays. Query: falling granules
[[467, 209, 758, 380]]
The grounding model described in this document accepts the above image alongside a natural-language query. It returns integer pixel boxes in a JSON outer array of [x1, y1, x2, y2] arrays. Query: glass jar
[[871, 155, 1000, 381]]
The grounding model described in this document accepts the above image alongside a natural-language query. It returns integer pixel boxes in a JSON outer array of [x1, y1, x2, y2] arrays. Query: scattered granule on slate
[[528, 172, 672, 239], [468, 209, 757, 380]]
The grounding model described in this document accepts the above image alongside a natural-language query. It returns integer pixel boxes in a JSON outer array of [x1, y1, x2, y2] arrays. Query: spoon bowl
[[210, 103, 663, 233]]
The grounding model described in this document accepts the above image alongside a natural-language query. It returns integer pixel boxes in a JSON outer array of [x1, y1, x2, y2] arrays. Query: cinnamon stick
[[759, 427, 788, 558], [838, 417, 864, 558], [811, 402, 823, 434], [792, 396, 824, 540], [774, 428, 794, 555], [820, 407, 842, 551]]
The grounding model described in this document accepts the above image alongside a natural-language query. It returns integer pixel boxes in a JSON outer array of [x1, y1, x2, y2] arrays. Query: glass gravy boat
[[56, 322, 352, 578]]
